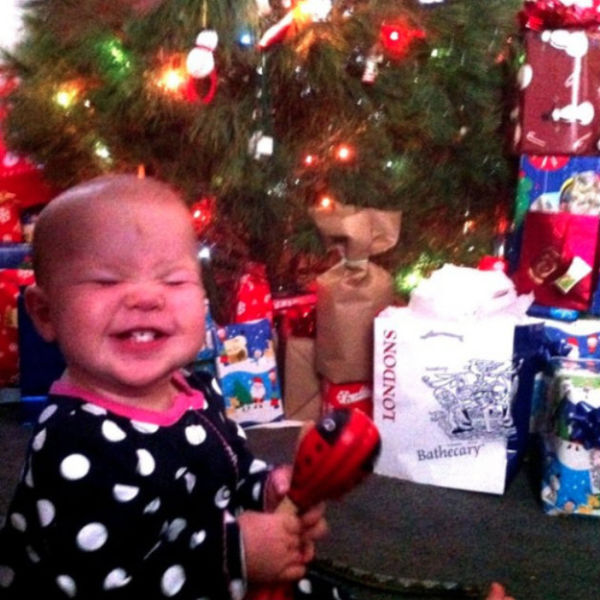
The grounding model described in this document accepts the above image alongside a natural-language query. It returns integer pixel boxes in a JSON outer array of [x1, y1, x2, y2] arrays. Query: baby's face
[[42, 198, 206, 402]]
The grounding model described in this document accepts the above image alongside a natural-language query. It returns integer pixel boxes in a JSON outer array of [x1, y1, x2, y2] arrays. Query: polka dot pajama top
[[0, 371, 272, 599]]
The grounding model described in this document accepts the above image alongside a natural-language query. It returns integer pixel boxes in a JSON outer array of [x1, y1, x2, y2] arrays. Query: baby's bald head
[[32, 174, 193, 288]]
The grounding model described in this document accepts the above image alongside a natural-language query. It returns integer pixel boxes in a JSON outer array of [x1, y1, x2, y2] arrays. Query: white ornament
[[186, 30, 218, 79]]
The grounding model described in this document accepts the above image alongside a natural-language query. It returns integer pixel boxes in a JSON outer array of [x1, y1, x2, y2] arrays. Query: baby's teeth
[[132, 331, 155, 343]]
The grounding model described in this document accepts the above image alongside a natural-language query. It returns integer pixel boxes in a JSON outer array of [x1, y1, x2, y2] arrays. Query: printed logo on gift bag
[[422, 359, 517, 441]]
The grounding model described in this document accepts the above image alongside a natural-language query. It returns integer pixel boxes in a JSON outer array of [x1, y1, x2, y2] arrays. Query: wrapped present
[[272, 291, 317, 340], [196, 298, 218, 361], [520, 0, 600, 31], [0, 76, 54, 211], [538, 358, 600, 516], [0, 192, 22, 243], [215, 318, 283, 426], [373, 265, 542, 494], [283, 336, 321, 421], [541, 317, 600, 359], [310, 202, 401, 384], [321, 379, 373, 418], [234, 261, 273, 324], [513, 210, 600, 311], [512, 29, 600, 155], [0, 268, 35, 386]]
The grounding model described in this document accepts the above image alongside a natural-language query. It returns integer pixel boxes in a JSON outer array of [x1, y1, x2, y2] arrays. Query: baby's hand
[[264, 465, 292, 512], [486, 582, 515, 600], [238, 510, 307, 583], [298, 501, 329, 563]]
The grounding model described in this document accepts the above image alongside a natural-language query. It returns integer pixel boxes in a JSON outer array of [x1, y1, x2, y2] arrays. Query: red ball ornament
[[190, 196, 215, 236]]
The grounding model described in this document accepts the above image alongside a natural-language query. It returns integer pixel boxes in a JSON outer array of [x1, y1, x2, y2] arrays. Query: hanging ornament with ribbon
[[185, 29, 218, 104]]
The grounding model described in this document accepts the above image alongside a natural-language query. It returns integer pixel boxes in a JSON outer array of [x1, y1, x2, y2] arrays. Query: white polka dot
[[144, 498, 161, 514], [103, 568, 132, 590], [131, 420, 159, 434], [10, 512, 26, 532], [76, 522, 108, 551], [38, 404, 58, 424], [235, 423, 247, 439], [175, 467, 186, 479], [81, 403, 107, 416], [24, 466, 34, 488], [166, 518, 187, 542], [252, 482, 262, 502], [113, 483, 139, 502], [211, 378, 223, 396], [249, 459, 268, 474], [230, 578, 245, 600], [26, 545, 41, 563], [0, 565, 15, 588], [37, 499, 55, 527], [32, 428, 47, 451], [102, 420, 126, 442], [136, 449, 155, 476], [60, 454, 91, 480], [298, 578, 312, 594], [214, 486, 231, 509], [332, 586, 342, 600], [56, 574, 77, 597], [161, 565, 186, 597], [189, 530, 206, 549], [184, 472, 196, 493], [224, 511, 235, 524], [184, 424, 207, 446]]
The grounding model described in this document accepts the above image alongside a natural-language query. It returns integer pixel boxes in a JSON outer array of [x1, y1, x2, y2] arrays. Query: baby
[[0, 174, 326, 598], [0, 173, 515, 600]]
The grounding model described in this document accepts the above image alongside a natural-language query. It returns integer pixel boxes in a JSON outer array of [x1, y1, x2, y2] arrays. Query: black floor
[[2, 402, 600, 600]]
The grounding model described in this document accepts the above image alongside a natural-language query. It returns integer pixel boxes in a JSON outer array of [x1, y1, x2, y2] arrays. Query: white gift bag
[[373, 266, 537, 494]]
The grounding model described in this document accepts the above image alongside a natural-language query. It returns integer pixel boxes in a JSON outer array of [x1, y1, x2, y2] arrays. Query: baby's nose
[[124, 284, 166, 310]]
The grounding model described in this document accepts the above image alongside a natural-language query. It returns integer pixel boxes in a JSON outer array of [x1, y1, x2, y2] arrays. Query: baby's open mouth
[[116, 329, 165, 343]]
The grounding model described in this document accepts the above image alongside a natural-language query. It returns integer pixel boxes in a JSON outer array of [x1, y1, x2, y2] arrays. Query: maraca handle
[[247, 410, 380, 600]]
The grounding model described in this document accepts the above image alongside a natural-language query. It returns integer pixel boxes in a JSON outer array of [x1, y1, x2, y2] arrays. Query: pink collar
[[49, 371, 206, 426]]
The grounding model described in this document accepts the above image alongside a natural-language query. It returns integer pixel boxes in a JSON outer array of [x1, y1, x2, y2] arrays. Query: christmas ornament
[[190, 196, 215, 236], [185, 30, 218, 104], [361, 45, 384, 84], [258, 0, 333, 50], [248, 130, 274, 159]]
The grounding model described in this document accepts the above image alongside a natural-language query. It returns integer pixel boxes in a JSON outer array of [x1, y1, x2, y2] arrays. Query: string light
[[94, 141, 112, 164], [303, 153, 318, 166], [154, 57, 188, 95], [317, 194, 335, 210], [54, 81, 84, 109], [334, 143, 354, 162]]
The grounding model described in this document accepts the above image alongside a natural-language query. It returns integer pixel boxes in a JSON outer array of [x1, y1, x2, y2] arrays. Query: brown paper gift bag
[[283, 336, 322, 421], [311, 203, 401, 384]]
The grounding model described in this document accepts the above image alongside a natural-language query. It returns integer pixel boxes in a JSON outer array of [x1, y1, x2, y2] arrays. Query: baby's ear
[[24, 285, 57, 342]]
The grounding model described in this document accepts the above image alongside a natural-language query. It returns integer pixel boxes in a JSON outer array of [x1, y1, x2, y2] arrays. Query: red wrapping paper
[[0, 269, 35, 385], [514, 211, 600, 311], [512, 29, 600, 155], [233, 261, 274, 324], [520, 1, 600, 30]]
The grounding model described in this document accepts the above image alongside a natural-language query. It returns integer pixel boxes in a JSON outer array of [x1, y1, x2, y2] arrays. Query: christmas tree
[[1, 0, 522, 300]]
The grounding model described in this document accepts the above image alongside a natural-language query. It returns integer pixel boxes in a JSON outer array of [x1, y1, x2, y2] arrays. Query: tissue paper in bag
[[373, 266, 541, 494]]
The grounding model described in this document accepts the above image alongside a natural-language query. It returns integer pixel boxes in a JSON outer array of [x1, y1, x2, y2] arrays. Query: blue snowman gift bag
[[214, 318, 284, 427], [539, 358, 600, 516]]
